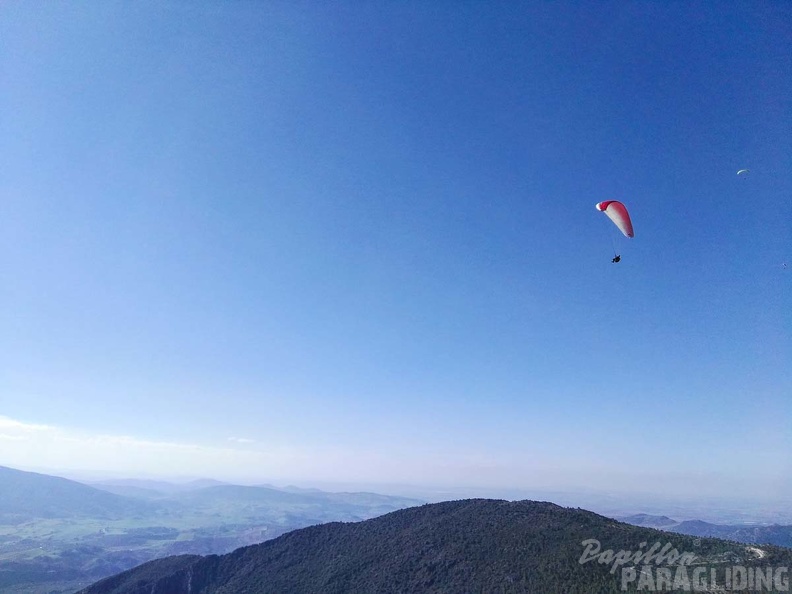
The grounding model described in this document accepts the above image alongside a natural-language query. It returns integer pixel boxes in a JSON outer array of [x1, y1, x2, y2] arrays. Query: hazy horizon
[[6, 459, 792, 528]]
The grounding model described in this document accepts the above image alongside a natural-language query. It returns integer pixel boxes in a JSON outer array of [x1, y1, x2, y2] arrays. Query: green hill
[[79, 499, 792, 594]]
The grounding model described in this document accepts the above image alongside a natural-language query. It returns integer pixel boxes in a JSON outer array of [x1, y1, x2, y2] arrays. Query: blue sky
[[1, 2, 790, 499]]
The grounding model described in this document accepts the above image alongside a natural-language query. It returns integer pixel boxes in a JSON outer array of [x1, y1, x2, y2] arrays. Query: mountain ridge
[[78, 499, 792, 594], [0, 465, 156, 522], [620, 513, 792, 549]]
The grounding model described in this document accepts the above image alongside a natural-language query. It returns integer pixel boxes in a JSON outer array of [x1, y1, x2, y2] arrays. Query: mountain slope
[[0, 466, 155, 522], [0, 466, 424, 593], [79, 499, 792, 594]]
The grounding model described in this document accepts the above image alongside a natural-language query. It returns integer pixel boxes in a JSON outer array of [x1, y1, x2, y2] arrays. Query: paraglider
[[596, 201, 633, 263], [737, 169, 750, 175], [596, 201, 634, 238]]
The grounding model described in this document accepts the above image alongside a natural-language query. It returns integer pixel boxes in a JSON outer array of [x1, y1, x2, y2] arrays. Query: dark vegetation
[[78, 499, 792, 594]]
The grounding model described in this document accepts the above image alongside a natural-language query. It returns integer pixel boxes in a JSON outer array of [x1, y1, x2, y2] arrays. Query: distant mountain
[[279, 484, 323, 493], [620, 513, 792, 549], [617, 513, 677, 528], [175, 484, 421, 524], [673, 520, 792, 548], [89, 477, 228, 495], [0, 466, 155, 522], [79, 499, 792, 594], [177, 484, 329, 506], [183, 478, 229, 489], [0, 466, 422, 593], [89, 484, 170, 500]]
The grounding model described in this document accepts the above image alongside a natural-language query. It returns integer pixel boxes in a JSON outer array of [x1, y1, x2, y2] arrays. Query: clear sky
[[1, 2, 790, 500]]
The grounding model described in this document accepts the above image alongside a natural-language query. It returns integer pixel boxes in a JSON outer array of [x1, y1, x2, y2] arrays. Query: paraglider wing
[[596, 201, 634, 238], [737, 169, 749, 175]]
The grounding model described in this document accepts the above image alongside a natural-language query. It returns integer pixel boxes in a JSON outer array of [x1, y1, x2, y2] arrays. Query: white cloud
[[0, 416, 54, 432], [0, 433, 27, 441], [0, 415, 488, 486], [0, 415, 301, 482], [227, 437, 256, 444]]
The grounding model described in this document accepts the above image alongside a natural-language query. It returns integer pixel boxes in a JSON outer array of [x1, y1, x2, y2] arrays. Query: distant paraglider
[[737, 169, 750, 175], [596, 201, 633, 263]]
